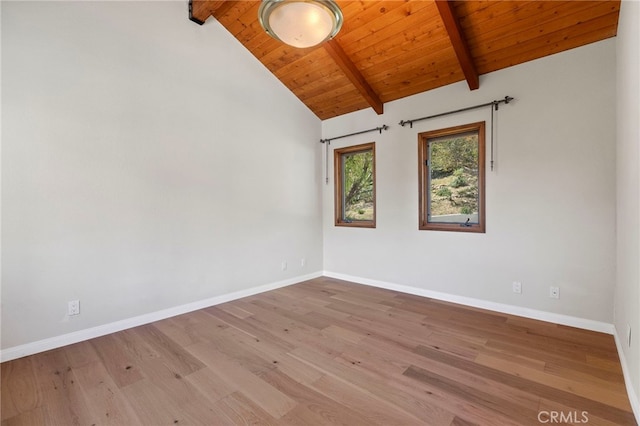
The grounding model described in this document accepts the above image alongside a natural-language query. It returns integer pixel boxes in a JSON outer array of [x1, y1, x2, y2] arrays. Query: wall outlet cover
[[68, 300, 80, 316], [512, 281, 522, 294]]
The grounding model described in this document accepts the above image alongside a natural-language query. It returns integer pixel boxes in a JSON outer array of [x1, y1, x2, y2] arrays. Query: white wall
[[323, 39, 617, 324], [1, 1, 323, 351], [615, 0, 640, 414]]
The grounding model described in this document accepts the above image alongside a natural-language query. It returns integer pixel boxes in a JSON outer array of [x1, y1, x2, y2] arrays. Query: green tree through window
[[419, 122, 485, 233], [334, 143, 376, 227]]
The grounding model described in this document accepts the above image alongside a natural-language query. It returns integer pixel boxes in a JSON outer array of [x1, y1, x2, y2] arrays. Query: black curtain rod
[[399, 96, 514, 128], [320, 125, 389, 144]]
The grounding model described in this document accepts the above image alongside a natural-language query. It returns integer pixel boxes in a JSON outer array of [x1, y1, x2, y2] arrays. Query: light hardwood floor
[[1, 277, 636, 425]]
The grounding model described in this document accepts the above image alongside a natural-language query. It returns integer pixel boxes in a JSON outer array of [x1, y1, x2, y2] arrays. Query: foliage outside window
[[418, 122, 485, 233], [334, 143, 376, 228]]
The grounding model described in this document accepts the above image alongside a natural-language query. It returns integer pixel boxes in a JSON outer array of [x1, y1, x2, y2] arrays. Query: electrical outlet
[[68, 300, 80, 316], [512, 281, 522, 294], [549, 286, 560, 299], [301, 258, 306, 267], [281, 261, 287, 271], [627, 324, 632, 348]]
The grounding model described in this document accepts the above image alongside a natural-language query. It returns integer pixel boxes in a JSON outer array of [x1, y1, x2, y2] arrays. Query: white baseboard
[[322, 271, 615, 334], [613, 329, 640, 423], [0, 271, 323, 363]]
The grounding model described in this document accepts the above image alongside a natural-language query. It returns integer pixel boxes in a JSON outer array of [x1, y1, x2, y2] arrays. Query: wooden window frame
[[418, 121, 486, 233], [334, 142, 376, 228]]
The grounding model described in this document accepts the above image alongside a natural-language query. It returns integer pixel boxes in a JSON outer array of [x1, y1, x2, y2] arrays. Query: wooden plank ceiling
[[190, 1, 620, 120]]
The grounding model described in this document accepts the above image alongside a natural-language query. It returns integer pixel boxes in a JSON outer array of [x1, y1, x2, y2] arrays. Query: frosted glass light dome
[[259, 0, 343, 48]]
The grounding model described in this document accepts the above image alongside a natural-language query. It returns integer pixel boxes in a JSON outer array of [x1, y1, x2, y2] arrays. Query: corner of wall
[[614, 0, 640, 420]]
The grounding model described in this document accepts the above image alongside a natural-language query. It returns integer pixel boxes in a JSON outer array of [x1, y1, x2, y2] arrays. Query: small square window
[[334, 142, 376, 228], [418, 122, 485, 233]]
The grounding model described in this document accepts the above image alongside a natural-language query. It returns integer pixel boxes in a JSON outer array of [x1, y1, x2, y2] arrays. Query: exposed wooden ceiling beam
[[189, 0, 207, 25], [435, 0, 479, 90], [324, 40, 384, 115], [190, 1, 237, 25]]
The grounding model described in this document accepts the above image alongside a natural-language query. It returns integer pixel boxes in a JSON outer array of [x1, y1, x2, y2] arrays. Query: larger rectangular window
[[334, 142, 376, 228], [418, 122, 485, 233]]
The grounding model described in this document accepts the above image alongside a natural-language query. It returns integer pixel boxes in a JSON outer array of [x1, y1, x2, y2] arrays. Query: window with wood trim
[[419, 122, 485, 233], [334, 142, 376, 228]]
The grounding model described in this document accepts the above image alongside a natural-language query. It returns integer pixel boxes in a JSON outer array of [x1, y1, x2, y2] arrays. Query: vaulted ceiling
[[189, 1, 620, 120]]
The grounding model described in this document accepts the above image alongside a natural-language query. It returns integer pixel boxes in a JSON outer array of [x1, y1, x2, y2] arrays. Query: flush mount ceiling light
[[258, 0, 343, 49]]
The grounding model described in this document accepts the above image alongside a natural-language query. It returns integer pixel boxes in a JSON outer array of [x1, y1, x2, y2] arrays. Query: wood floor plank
[[404, 364, 541, 424], [129, 324, 205, 376], [420, 330, 484, 361], [538, 397, 623, 426], [321, 325, 366, 345], [204, 305, 297, 354], [261, 369, 375, 426], [63, 340, 102, 369], [310, 373, 426, 425], [587, 353, 628, 371], [475, 351, 630, 409], [151, 310, 219, 348], [326, 301, 438, 348], [329, 352, 458, 424], [328, 291, 394, 313], [544, 358, 626, 387], [343, 336, 542, 415], [137, 357, 216, 409], [290, 343, 469, 425], [217, 302, 255, 319], [1, 277, 635, 425], [449, 416, 480, 426], [212, 392, 278, 425], [1, 357, 40, 421], [184, 367, 237, 402], [329, 349, 524, 426], [30, 349, 94, 425], [186, 341, 297, 419], [414, 344, 636, 424], [217, 324, 324, 385], [71, 361, 142, 425], [120, 378, 206, 425], [195, 328, 278, 375], [485, 335, 588, 363], [89, 333, 147, 388], [1, 406, 46, 426], [545, 356, 624, 384], [251, 299, 333, 330]]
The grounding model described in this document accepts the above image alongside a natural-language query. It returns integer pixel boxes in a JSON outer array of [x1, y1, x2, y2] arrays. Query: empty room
[[1, 0, 639, 425]]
